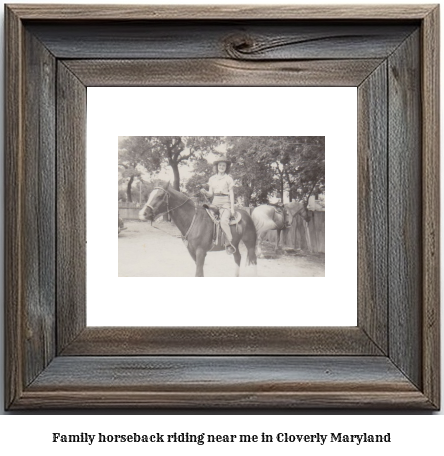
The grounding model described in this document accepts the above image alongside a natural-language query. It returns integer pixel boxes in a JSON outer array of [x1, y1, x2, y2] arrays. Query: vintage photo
[[118, 136, 325, 277]]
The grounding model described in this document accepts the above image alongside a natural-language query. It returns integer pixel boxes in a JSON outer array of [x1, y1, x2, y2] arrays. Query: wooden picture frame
[[5, 4, 440, 409]]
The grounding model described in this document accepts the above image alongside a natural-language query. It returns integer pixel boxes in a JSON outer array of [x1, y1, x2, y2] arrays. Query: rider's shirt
[[208, 173, 234, 196]]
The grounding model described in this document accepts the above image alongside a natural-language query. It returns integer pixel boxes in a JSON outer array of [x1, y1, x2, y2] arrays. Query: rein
[[273, 206, 287, 230], [182, 206, 198, 247], [146, 186, 192, 216], [145, 187, 198, 244]]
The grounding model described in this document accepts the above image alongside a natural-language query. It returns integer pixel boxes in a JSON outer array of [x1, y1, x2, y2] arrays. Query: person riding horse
[[200, 156, 237, 254]]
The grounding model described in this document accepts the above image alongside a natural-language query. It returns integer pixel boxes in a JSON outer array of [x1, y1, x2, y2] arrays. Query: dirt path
[[119, 220, 325, 277]]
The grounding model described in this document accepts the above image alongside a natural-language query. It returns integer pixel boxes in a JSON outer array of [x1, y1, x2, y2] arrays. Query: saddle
[[269, 202, 284, 214], [203, 204, 242, 225], [203, 204, 241, 250]]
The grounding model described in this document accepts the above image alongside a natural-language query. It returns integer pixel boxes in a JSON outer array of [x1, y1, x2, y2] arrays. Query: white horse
[[252, 202, 311, 257]]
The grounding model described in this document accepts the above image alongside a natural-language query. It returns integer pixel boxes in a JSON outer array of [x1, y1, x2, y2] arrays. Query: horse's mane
[[164, 184, 192, 203]]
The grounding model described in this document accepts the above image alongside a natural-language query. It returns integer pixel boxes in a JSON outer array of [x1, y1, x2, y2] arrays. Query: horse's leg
[[249, 246, 258, 276], [233, 249, 241, 277], [257, 231, 266, 258], [195, 247, 206, 277], [246, 241, 258, 277], [187, 246, 196, 262], [239, 218, 258, 276], [231, 234, 242, 277], [275, 229, 281, 252]]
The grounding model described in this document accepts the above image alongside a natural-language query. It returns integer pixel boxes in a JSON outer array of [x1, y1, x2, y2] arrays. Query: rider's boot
[[222, 229, 236, 254], [220, 209, 236, 254]]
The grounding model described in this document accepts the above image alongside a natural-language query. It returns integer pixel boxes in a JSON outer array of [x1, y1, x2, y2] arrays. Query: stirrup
[[225, 244, 236, 255]]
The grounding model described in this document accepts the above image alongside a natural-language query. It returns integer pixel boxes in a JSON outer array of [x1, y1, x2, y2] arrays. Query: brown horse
[[252, 202, 311, 256], [139, 183, 257, 277]]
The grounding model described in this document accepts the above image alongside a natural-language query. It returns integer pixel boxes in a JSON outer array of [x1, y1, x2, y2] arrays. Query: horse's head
[[299, 204, 312, 223], [285, 201, 312, 224], [283, 207, 293, 228], [139, 184, 170, 221]]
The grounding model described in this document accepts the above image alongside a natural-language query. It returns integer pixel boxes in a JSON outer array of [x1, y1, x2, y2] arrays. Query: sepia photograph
[[118, 136, 325, 278], [87, 86, 356, 327]]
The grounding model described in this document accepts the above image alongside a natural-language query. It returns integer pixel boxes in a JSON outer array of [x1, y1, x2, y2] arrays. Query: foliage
[[285, 136, 325, 201], [119, 136, 223, 194], [184, 159, 215, 202], [118, 177, 168, 204], [118, 137, 154, 202], [119, 136, 325, 206], [226, 136, 324, 205], [225, 137, 274, 206]]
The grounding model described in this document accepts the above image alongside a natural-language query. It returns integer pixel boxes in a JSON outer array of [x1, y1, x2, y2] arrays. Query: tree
[[119, 136, 223, 193], [185, 158, 215, 202], [226, 137, 275, 206], [226, 136, 325, 205], [285, 137, 325, 202], [118, 136, 155, 202]]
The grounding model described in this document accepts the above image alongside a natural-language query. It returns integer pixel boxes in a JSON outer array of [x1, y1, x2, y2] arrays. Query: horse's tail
[[238, 209, 257, 266], [247, 247, 258, 266]]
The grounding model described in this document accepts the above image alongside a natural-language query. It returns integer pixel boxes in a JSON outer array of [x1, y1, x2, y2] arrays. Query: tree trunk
[[126, 175, 135, 203], [171, 164, 180, 191], [284, 170, 293, 202], [244, 187, 252, 207]]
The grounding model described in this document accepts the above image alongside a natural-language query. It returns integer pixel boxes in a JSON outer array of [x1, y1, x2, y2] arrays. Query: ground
[[119, 220, 325, 277]]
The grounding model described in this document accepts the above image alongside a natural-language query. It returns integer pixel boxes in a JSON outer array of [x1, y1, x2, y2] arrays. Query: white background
[[87, 87, 357, 326], [0, 0, 442, 451]]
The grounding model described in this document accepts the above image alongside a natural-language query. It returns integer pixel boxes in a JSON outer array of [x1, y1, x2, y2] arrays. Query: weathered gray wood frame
[[5, 5, 440, 409]]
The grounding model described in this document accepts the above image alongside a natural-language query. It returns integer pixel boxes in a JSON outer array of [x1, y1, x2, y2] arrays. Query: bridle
[[145, 186, 193, 217], [282, 207, 288, 228], [301, 204, 310, 222], [297, 203, 311, 223], [279, 202, 310, 227], [275, 206, 289, 230], [144, 186, 198, 245]]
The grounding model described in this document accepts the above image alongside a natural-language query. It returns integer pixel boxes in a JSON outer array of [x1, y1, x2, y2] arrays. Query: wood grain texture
[[4, 4, 24, 410], [64, 59, 384, 87], [13, 356, 433, 409], [15, 390, 433, 410], [28, 357, 418, 391], [61, 327, 382, 356], [4, 5, 440, 410], [7, 4, 435, 20], [56, 62, 87, 353], [421, 6, 440, 409], [22, 29, 57, 387], [357, 62, 388, 354], [27, 22, 416, 60], [388, 31, 422, 389]]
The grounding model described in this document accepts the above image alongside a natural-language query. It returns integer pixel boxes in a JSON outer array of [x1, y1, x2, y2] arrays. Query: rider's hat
[[213, 155, 231, 173]]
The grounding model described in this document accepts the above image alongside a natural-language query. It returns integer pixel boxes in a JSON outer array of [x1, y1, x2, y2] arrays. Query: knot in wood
[[224, 34, 256, 59]]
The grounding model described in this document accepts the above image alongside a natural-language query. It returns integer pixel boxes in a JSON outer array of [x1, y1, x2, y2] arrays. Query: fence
[[119, 202, 325, 253], [263, 210, 325, 253], [119, 202, 142, 220]]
